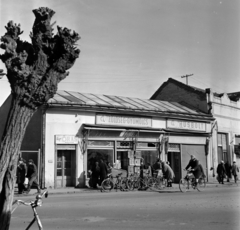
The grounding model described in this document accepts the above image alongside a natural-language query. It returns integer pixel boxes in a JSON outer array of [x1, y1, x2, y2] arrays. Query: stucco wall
[[45, 110, 95, 188]]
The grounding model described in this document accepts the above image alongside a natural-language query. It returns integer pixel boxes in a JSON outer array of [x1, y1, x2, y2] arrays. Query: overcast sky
[[0, 0, 239, 105]]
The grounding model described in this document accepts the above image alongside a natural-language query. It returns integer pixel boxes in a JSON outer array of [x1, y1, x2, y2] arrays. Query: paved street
[[11, 185, 240, 230]]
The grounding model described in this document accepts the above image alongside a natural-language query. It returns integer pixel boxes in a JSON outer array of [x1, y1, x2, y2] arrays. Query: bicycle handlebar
[[12, 190, 48, 214]]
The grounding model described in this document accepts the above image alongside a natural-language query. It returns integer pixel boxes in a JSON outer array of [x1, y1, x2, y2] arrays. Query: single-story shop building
[[0, 91, 215, 188]]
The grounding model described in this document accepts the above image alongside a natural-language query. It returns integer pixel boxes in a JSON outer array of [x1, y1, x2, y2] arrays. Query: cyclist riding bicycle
[[185, 155, 203, 186]]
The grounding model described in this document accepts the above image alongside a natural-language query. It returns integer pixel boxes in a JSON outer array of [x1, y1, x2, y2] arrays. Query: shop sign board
[[96, 114, 152, 128], [55, 135, 78, 144], [134, 158, 141, 166], [129, 158, 135, 166], [167, 119, 206, 132]]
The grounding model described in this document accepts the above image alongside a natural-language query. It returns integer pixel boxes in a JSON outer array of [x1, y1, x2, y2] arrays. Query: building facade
[[151, 78, 240, 178], [0, 90, 214, 188]]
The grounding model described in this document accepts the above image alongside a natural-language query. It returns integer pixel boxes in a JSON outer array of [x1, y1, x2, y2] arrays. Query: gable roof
[[150, 78, 205, 100], [47, 90, 214, 121]]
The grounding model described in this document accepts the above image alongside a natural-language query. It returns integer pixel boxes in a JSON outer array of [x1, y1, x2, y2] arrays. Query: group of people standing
[[88, 158, 112, 189], [139, 158, 175, 190], [16, 157, 41, 194], [216, 160, 239, 184]]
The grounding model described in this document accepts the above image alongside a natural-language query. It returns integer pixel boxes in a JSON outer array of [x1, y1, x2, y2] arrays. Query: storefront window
[[137, 142, 158, 148], [87, 149, 113, 177], [140, 150, 158, 166]]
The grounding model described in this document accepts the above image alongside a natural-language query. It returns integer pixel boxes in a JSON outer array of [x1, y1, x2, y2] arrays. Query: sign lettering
[[167, 119, 206, 132], [96, 114, 152, 128]]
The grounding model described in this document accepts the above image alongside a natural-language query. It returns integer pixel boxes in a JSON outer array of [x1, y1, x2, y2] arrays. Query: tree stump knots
[[0, 7, 80, 109]]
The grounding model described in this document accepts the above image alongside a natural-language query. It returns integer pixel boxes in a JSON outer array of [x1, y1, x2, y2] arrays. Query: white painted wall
[[44, 110, 95, 188]]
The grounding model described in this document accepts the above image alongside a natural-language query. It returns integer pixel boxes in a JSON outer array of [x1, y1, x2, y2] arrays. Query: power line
[[181, 74, 193, 85]]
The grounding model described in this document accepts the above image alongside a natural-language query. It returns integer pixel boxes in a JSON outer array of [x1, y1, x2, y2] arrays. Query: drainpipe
[[210, 120, 218, 177]]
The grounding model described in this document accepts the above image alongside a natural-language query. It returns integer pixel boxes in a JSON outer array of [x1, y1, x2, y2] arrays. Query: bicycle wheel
[[196, 178, 206, 192], [179, 178, 190, 193], [101, 179, 114, 192], [120, 178, 129, 191], [127, 179, 134, 191], [148, 177, 162, 192]]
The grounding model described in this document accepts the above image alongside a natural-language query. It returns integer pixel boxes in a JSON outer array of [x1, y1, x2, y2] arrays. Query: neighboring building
[[151, 78, 240, 177], [0, 90, 214, 188]]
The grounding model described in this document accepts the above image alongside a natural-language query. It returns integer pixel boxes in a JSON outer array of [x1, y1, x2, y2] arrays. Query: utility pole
[[181, 74, 193, 85]]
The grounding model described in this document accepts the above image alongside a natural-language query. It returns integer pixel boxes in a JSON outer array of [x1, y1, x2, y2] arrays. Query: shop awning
[[83, 124, 165, 133]]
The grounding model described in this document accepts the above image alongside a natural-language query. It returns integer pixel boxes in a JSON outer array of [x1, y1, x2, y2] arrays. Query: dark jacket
[[27, 163, 38, 178], [225, 162, 232, 178], [17, 163, 27, 183], [185, 159, 202, 179], [217, 163, 226, 176], [99, 161, 108, 181], [231, 164, 239, 176]]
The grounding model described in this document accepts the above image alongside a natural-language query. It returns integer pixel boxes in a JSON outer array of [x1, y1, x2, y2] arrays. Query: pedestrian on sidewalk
[[106, 161, 113, 174], [161, 161, 175, 187], [99, 158, 108, 185], [152, 158, 162, 177], [16, 157, 27, 194], [217, 161, 226, 184], [231, 161, 239, 183], [25, 159, 41, 194], [225, 161, 232, 182], [139, 158, 146, 190]]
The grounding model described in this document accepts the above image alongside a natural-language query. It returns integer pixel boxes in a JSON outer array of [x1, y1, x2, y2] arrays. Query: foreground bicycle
[[12, 190, 48, 230], [101, 173, 128, 192], [179, 170, 206, 192]]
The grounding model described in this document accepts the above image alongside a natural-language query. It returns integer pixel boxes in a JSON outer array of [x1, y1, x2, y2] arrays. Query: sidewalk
[[14, 180, 238, 197]]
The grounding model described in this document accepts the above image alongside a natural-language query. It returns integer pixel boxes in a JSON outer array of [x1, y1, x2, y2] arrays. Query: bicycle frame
[[12, 190, 48, 230]]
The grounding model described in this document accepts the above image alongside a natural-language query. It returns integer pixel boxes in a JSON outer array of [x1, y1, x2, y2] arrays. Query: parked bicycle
[[179, 170, 206, 192], [101, 173, 128, 192], [11, 190, 48, 230], [127, 172, 166, 192]]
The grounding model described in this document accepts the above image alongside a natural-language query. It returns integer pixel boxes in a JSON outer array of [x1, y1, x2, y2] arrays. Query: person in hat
[[25, 159, 41, 194], [217, 160, 226, 184], [231, 161, 239, 184], [185, 155, 202, 186], [16, 157, 27, 194]]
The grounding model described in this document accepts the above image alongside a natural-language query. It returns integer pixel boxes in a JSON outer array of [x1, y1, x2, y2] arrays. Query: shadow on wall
[[76, 171, 86, 188]]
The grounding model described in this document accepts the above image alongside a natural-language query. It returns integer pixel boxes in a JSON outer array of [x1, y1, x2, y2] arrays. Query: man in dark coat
[[26, 159, 41, 194], [16, 158, 27, 194], [185, 155, 202, 185], [225, 161, 232, 182], [99, 159, 108, 185], [217, 161, 226, 184]]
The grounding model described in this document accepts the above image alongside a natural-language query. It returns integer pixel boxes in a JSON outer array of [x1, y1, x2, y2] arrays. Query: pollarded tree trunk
[[0, 97, 35, 230], [0, 7, 80, 230]]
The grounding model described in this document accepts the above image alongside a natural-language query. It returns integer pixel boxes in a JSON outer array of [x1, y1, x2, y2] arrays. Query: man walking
[[231, 161, 239, 183], [217, 161, 226, 184], [25, 159, 41, 194], [16, 157, 27, 194]]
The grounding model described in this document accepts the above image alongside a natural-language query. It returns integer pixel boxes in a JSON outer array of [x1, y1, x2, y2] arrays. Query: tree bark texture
[[0, 97, 35, 229], [0, 7, 80, 229]]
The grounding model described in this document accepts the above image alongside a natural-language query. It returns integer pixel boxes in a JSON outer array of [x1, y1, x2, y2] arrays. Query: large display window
[[87, 141, 114, 178]]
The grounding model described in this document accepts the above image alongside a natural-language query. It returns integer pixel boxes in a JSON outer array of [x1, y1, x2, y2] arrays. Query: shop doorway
[[168, 152, 181, 182], [56, 149, 75, 187], [116, 150, 129, 171]]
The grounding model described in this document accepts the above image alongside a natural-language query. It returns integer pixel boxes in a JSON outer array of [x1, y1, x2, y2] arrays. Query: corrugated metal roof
[[48, 90, 213, 120]]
